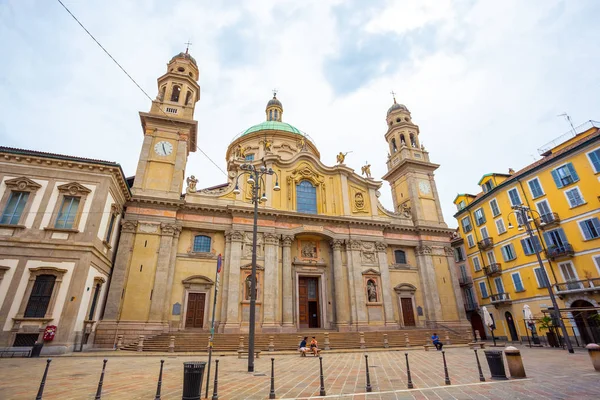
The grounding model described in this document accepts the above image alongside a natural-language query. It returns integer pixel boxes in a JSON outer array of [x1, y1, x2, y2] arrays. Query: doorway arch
[[505, 311, 519, 341], [570, 299, 600, 345]]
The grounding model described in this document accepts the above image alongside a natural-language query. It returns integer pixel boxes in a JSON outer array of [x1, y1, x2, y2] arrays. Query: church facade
[[87, 51, 467, 347]]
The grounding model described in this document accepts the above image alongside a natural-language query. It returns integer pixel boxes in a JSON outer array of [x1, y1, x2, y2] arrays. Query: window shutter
[[580, 221, 592, 240], [520, 239, 530, 255], [532, 236, 542, 252], [557, 228, 568, 243], [543, 231, 553, 247], [566, 190, 577, 206], [590, 150, 600, 172], [501, 246, 507, 262], [566, 163, 579, 182], [592, 218, 600, 236], [551, 169, 563, 188]]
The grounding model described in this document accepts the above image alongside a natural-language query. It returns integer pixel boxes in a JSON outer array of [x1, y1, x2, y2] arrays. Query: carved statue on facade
[[245, 275, 253, 300], [367, 280, 378, 302], [264, 138, 273, 152], [336, 152, 349, 164], [186, 175, 198, 193], [354, 192, 365, 210], [236, 144, 247, 159], [297, 136, 306, 151], [401, 202, 411, 218], [361, 163, 372, 178]]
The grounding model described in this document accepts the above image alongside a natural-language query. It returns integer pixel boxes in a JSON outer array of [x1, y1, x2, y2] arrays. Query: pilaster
[[262, 233, 280, 330], [415, 244, 443, 321], [281, 235, 294, 329], [218, 232, 233, 331], [444, 246, 467, 320], [224, 230, 244, 332], [162, 226, 182, 323], [375, 242, 396, 326], [148, 223, 178, 321], [347, 239, 368, 327], [331, 239, 350, 329]]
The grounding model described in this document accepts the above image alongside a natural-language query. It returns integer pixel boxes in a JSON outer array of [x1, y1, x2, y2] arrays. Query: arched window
[[24, 275, 56, 318], [366, 279, 378, 302], [185, 90, 193, 105], [170, 85, 181, 102], [391, 138, 398, 153], [193, 235, 211, 252], [159, 86, 166, 101], [269, 110, 273, 120], [274, 110, 278, 120], [296, 180, 317, 214], [409, 133, 417, 147], [394, 250, 407, 264], [400, 134, 406, 146]]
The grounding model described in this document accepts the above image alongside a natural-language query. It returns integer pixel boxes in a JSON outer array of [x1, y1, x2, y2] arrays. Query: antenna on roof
[[558, 113, 576, 135]]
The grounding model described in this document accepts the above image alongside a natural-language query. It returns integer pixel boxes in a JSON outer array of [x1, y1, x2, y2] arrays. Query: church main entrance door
[[185, 293, 206, 328], [299, 277, 320, 328]]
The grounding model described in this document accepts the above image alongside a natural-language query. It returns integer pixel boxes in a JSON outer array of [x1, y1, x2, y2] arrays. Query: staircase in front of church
[[120, 327, 472, 352]]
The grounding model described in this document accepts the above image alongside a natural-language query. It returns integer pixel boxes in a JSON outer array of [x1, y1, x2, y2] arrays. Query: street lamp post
[[508, 205, 574, 353], [233, 163, 280, 372]]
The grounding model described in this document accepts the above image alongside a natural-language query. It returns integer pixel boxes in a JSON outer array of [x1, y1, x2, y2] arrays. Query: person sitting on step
[[310, 336, 319, 356], [298, 336, 309, 357], [431, 332, 443, 351]]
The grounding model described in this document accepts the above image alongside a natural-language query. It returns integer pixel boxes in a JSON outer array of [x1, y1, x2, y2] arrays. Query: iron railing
[[555, 278, 600, 294], [490, 292, 511, 304], [477, 237, 494, 250], [535, 212, 560, 228], [483, 263, 502, 277], [545, 243, 574, 260]]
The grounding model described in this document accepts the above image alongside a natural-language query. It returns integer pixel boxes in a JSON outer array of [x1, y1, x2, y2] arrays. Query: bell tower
[[132, 49, 200, 200], [382, 97, 446, 227]]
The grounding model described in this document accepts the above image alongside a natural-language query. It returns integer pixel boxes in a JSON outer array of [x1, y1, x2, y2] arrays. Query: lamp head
[[260, 193, 268, 202], [517, 225, 524, 231], [233, 185, 241, 195], [508, 222, 514, 230], [247, 176, 255, 185], [273, 181, 281, 191]]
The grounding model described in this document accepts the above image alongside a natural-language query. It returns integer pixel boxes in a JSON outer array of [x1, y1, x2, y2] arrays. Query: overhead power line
[[55, 0, 228, 177]]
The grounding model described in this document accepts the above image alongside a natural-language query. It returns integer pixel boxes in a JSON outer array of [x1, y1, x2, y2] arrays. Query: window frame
[[489, 198, 500, 217], [394, 249, 407, 264], [0, 177, 42, 227], [480, 226, 489, 239], [295, 180, 318, 214], [192, 235, 212, 253], [466, 234, 475, 248], [479, 281, 489, 298], [535, 199, 553, 218], [49, 182, 91, 232], [520, 236, 542, 256], [511, 272, 525, 292], [494, 277, 505, 294], [461, 216, 473, 233], [501, 243, 517, 261], [587, 147, 600, 173], [472, 255, 481, 272], [474, 208, 486, 226], [507, 188, 522, 207], [16, 266, 67, 320], [527, 177, 545, 199], [551, 162, 579, 188], [495, 218, 506, 235], [578, 217, 600, 241], [564, 186, 585, 208], [533, 267, 549, 288]]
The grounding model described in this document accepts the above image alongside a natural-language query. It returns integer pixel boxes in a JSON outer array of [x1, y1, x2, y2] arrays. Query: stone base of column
[[336, 324, 354, 332], [222, 322, 241, 333], [280, 323, 296, 333], [261, 323, 282, 333]]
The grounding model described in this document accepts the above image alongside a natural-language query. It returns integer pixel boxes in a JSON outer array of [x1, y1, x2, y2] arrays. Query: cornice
[[381, 158, 440, 181]]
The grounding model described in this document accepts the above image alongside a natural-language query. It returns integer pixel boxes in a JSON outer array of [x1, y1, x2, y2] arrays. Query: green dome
[[242, 121, 302, 136]]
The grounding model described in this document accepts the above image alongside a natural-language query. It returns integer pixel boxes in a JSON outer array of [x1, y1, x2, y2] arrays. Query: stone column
[[444, 246, 467, 321], [415, 245, 443, 321], [162, 226, 182, 322], [375, 242, 396, 326], [281, 235, 294, 329], [347, 240, 368, 327], [262, 233, 280, 329], [219, 232, 233, 331], [149, 223, 177, 321], [331, 239, 350, 328], [103, 220, 137, 320], [224, 230, 244, 332]]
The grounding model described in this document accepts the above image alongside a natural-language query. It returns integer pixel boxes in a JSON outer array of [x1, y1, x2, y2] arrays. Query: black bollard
[[211, 360, 219, 400], [404, 353, 414, 389], [474, 349, 485, 382], [364, 354, 372, 393], [269, 358, 276, 399], [95, 359, 108, 400], [319, 356, 326, 396], [155, 359, 164, 400], [36, 358, 52, 400], [442, 351, 451, 385]]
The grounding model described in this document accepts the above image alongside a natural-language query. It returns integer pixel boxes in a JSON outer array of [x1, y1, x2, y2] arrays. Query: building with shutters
[[453, 121, 600, 344]]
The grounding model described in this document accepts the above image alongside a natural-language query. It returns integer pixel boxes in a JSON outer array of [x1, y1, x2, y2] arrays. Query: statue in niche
[[264, 138, 273, 152], [367, 280, 378, 302], [401, 202, 411, 218], [244, 275, 258, 300], [301, 242, 318, 259], [354, 192, 365, 210], [361, 163, 372, 178], [186, 175, 198, 194]]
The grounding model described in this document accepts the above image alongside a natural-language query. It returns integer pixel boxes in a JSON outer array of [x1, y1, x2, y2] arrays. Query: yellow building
[[93, 51, 470, 347], [453, 121, 600, 344]]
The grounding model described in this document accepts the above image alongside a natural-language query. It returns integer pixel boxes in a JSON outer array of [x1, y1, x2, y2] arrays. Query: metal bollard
[[169, 336, 175, 353], [182, 361, 206, 400], [269, 336, 275, 352], [269, 358, 276, 399], [383, 334, 389, 348], [137, 335, 145, 352], [95, 359, 108, 400], [442, 351, 451, 385], [319, 356, 326, 396], [36, 358, 52, 400], [359, 332, 366, 349], [586, 343, 600, 371], [155, 360, 164, 400], [364, 354, 372, 392], [474, 349, 485, 382], [504, 346, 526, 378], [324, 332, 330, 350], [211, 360, 219, 400], [405, 353, 414, 389]]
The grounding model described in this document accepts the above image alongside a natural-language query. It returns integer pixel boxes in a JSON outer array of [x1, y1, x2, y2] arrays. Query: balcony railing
[[464, 301, 479, 312], [483, 263, 502, 277], [545, 243, 574, 260], [477, 237, 494, 250], [490, 292, 511, 304], [458, 275, 473, 286], [535, 212, 560, 229], [554, 278, 600, 295]]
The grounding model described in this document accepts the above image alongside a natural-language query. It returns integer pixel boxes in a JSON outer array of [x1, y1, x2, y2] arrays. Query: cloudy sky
[[1, 0, 599, 226]]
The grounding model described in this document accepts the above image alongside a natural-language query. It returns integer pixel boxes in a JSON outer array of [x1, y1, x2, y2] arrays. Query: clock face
[[154, 141, 173, 156], [418, 180, 431, 195]]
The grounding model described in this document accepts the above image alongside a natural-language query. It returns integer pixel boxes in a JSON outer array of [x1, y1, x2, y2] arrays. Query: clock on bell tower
[[132, 49, 200, 200], [381, 97, 447, 228]]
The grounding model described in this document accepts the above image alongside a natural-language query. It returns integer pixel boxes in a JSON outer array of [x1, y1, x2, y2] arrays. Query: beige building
[[0, 147, 129, 354], [94, 51, 468, 347]]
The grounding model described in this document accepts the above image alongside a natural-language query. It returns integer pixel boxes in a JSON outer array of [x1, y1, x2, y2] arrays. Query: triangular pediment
[[240, 263, 264, 270], [57, 182, 92, 195], [4, 177, 42, 191], [361, 268, 381, 276]]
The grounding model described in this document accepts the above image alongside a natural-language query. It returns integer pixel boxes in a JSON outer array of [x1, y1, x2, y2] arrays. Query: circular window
[[177, 67, 185, 72], [396, 118, 401, 123]]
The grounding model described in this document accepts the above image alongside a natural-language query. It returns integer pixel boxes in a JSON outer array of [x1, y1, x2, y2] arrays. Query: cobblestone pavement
[[1, 346, 599, 399]]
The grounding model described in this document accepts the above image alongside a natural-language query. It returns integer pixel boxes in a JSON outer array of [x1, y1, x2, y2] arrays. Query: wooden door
[[401, 297, 415, 326], [185, 293, 206, 328], [299, 278, 309, 328]]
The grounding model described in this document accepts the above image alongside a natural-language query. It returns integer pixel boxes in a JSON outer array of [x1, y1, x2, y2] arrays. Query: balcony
[[490, 292, 511, 305], [477, 237, 494, 250], [554, 278, 600, 295], [458, 275, 473, 286], [464, 301, 479, 312], [483, 263, 502, 277], [535, 212, 560, 229], [545, 243, 574, 260]]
